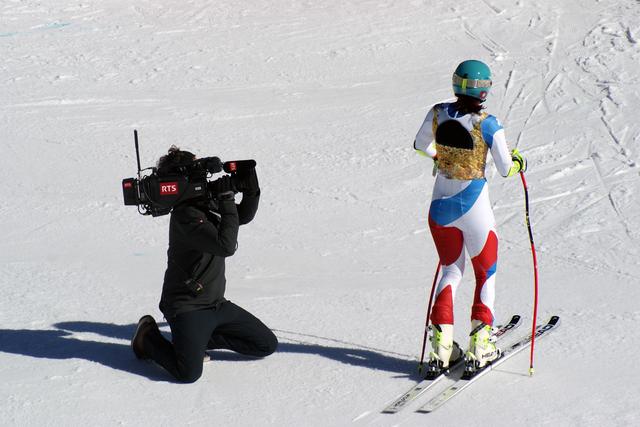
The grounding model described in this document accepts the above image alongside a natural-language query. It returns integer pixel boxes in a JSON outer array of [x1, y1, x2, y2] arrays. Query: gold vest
[[433, 108, 488, 180]]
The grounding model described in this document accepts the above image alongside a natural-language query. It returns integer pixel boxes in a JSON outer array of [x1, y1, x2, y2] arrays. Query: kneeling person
[[132, 146, 277, 383]]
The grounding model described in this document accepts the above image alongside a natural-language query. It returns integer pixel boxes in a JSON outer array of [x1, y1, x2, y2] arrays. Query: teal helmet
[[452, 60, 492, 101]]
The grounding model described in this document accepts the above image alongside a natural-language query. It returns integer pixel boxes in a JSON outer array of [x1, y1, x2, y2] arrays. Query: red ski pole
[[520, 171, 539, 376], [418, 262, 441, 373]]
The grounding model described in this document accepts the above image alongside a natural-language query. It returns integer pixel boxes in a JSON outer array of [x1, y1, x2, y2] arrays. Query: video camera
[[122, 130, 256, 217]]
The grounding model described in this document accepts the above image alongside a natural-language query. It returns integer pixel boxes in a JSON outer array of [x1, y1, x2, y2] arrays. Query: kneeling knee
[[263, 332, 278, 356], [177, 371, 202, 384], [176, 364, 203, 384]]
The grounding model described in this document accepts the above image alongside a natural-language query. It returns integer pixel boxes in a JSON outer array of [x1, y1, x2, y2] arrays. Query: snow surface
[[2, 0, 640, 426]]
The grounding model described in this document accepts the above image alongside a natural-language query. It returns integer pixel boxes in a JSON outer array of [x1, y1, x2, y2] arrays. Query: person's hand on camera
[[236, 168, 260, 194], [211, 175, 235, 201]]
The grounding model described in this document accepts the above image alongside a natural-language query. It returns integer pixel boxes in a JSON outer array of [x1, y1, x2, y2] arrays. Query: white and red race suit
[[414, 101, 514, 326]]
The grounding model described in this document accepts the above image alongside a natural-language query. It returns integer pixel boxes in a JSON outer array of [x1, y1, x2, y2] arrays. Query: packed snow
[[2, 0, 640, 426]]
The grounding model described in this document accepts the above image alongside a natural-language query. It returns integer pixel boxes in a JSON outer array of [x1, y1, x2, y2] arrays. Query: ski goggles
[[452, 74, 492, 89]]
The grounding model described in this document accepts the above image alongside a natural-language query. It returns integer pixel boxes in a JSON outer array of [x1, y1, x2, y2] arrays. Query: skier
[[413, 60, 526, 375], [131, 146, 278, 383]]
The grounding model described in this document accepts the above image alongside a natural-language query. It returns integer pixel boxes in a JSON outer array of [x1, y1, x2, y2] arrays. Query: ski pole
[[418, 261, 441, 373], [519, 171, 539, 376]]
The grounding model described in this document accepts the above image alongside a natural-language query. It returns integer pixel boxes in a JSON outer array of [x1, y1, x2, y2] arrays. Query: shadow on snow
[[0, 321, 419, 381], [0, 321, 169, 381]]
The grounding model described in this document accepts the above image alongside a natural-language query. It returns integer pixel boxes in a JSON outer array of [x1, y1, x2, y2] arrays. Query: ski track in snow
[[2, 1, 640, 426]]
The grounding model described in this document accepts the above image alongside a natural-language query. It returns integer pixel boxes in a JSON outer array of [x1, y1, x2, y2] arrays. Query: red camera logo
[[160, 182, 178, 195]]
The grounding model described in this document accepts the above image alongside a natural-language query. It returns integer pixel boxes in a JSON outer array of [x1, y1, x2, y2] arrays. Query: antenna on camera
[[134, 129, 142, 177]]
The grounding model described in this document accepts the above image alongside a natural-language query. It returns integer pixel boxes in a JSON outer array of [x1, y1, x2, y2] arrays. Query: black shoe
[[131, 315, 158, 359]]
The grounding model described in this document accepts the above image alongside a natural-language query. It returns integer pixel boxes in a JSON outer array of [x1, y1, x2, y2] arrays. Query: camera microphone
[[223, 160, 256, 174]]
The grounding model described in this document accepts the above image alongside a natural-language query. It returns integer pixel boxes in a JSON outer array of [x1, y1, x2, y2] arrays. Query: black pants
[[145, 301, 278, 383]]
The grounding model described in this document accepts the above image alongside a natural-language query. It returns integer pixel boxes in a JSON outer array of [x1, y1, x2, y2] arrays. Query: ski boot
[[425, 324, 462, 380], [463, 320, 500, 378]]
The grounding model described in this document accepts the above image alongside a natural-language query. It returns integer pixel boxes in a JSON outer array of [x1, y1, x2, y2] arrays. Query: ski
[[416, 315, 560, 413], [381, 314, 522, 414]]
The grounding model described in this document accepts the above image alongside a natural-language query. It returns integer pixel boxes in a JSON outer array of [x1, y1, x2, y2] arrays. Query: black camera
[[122, 130, 257, 217]]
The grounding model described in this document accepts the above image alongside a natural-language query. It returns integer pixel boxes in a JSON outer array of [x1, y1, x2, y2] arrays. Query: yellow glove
[[507, 149, 527, 177], [414, 146, 439, 176]]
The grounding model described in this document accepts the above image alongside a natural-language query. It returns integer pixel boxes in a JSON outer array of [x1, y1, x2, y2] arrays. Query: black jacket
[[159, 192, 259, 318]]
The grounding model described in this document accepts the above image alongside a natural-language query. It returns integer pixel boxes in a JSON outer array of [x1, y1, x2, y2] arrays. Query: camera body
[[122, 131, 256, 217]]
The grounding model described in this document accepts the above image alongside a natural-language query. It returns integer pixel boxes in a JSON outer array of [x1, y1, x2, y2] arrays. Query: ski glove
[[507, 149, 527, 177], [414, 145, 439, 177], [235, 167, 260, 195], [210, 175, 235, 201]]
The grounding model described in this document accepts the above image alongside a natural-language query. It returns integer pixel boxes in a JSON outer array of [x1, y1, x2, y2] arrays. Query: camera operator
[[131, 146, 278, 383]]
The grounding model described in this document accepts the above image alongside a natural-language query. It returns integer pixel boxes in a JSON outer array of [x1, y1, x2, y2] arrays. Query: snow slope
[[2, 0, 639, 425]]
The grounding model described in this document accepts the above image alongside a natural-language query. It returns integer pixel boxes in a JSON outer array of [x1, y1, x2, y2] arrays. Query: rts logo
[[160, 182, 179, 195]]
